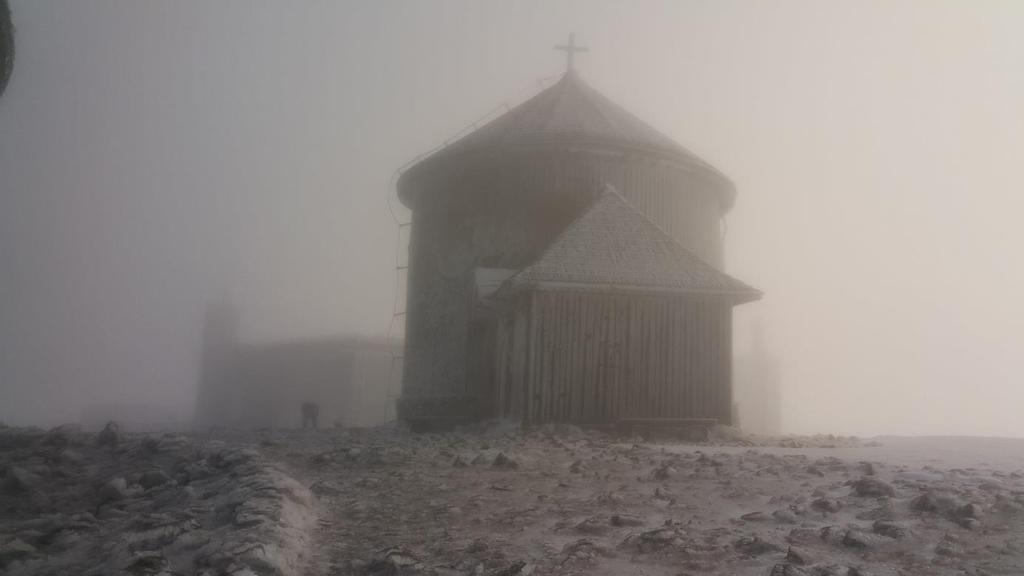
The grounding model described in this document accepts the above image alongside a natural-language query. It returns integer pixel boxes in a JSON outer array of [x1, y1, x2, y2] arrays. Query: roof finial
[[554, 33, 588, 73]]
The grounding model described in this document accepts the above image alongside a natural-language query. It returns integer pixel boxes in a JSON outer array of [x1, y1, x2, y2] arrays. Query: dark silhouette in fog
[[733, 318, 782, 434], [0, 0, 12, 97], [195, 302, 398, 429], [300, 402, 319, 430]]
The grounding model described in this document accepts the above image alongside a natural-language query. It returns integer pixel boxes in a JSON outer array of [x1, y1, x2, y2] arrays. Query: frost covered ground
[[277, 425, 1024, 576], [0, 424, 314, 576], [4, 423, 1024, 576]]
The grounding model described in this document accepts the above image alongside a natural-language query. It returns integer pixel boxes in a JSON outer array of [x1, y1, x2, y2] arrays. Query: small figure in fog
[[301, 402, 319, 430]]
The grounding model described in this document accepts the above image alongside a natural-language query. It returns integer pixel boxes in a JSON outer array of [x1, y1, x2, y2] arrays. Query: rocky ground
[[4, 423, 1024, 576], [0, 424, 314, 575]]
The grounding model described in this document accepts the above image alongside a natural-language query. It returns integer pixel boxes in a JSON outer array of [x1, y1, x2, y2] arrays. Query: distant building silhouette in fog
[[396, 48, 760, 429], [733, 319, 782, 435], [195, 302, 399, 429]]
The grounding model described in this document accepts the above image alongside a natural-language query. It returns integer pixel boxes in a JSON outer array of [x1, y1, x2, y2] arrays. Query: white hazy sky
[[1, 1, 1022, 436]]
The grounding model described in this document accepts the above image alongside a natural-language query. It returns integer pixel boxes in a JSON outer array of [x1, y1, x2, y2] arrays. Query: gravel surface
[[5, 422, 1024, 576]]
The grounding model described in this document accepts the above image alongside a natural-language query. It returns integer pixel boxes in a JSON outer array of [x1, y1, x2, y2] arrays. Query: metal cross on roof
[[554, 33, 588, 72]]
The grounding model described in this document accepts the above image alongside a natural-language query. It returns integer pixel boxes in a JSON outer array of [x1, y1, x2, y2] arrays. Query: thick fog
[[1, 1, 1022, 436]]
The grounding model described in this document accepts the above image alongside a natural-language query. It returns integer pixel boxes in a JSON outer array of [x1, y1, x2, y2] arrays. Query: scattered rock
[[818, 526, 845, 545], [310, 479, 342, 496], [40, 423, 80, 448], [0, 539, 38, 569], [465, 539, 489, 554], [138, 469, 171, 490], [367, 547, 419, 574], [5, 466, 41, 492], [0, 426, 314, 576], [123, 551, 167, 574], [786, 527, 819, 545], [652, 462, 677, 480], [610, 514, 644, 527], [841, 529, 874, 549], [639, 527, 679, 546], [770, 564, 810, 576], [956, 502, 981, 519], [696, 453, 722, 467], [221, 447, 260, 467], [563, 538, 609, 560], [100, 476, 131, 502], [139, 436, 161, 454], [785, 546, 810, 565], [935, 537, 962, 557], [574, 516, 609, 535], [492, 452, 518, 469], [492, 560, 534, 576], [871, 519, 907, 539], [979, 480, 1003, 492], [851, 477, 895, 498], [97, 421, 122, 448], [811, 498, 842, 513], [910, 491, 962, 514], [734, 535, 782, 557], [855, 502, 893, 521], [955, 516, 979, 530], [773, 509, 798, 524]]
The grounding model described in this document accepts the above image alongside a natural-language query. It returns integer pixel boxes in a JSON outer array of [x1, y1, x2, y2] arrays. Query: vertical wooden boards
[[677, 297, 688, 417], [586, 295, 600, 422], [538, 293, 550, 423], [627, 296, 640, 419], [684, 298, 693, 418], [570, 294, 583, 422], [516, 297, 532, 420], [494, 314, 507, 418], [546, 293, 557, 422], [599, 294, 613, 421], [525, 292, 538, 424], [504, 289, 733, 426], [610, 296, 626, 422], [668, 297, 680, 417], [605, 294, 617, 422]]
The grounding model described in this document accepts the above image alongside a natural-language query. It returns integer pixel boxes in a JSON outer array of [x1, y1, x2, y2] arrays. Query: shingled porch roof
[[499, 185, 761, 303]]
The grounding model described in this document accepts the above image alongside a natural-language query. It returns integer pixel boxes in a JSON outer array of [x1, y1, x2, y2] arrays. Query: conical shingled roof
[[399, 71, 732, 199], [500, 185, 760, 303]]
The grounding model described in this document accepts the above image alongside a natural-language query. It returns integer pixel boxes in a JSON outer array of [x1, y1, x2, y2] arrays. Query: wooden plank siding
[[496, 290, 733, 426]]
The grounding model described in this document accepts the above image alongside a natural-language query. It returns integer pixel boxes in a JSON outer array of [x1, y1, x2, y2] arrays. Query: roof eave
[[498, 279, 762, 304], [396, 140, 736, 209]]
